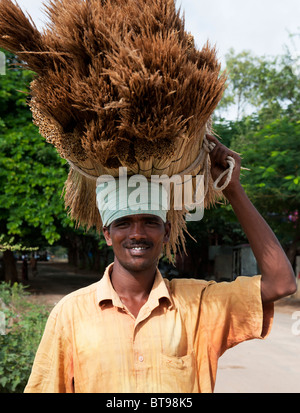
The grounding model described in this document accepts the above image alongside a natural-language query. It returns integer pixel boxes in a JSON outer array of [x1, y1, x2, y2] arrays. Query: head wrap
[[96, 176, 168, 227]]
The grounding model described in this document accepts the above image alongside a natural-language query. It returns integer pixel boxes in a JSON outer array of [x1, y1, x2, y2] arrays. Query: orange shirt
[[24, 263, 273, 393]]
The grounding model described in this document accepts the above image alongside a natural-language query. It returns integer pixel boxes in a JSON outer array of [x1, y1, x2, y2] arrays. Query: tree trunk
[[3, 250, 18, 283], [67, 246, 78, 267]]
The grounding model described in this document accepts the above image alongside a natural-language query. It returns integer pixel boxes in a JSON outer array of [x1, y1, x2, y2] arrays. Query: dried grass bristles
[[0, 0, 227, 262]]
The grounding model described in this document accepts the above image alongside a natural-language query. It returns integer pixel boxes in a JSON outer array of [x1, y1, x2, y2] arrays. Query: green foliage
[[187, 204, 247, 250], [230, 117, 300, 245], [0, 282, 49, 393], [232, 117, 300, 206], [0, 120, 70, 244], [0, 49, 71, 246], [218, 47, 300, 122], [212, 40, 300, 252], [0, 234, 38, 252]]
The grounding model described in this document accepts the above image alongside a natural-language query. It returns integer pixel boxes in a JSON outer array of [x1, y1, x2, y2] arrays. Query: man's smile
[[124, 242, 153, 256]]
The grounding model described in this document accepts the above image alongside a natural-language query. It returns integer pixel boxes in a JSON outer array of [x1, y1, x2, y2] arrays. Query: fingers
[[205, 134, 219, 145], [206, 134, 241, 169], [206, 134, 230, 169], [212, 145, 229, 169]]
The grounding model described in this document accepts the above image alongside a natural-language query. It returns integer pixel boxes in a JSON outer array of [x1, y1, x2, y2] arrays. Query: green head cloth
[[96, 176, 168, 227]]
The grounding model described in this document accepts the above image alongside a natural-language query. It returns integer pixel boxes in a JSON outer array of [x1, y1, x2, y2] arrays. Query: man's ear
[[102, 226, 112, 246], [163, 221, 171, 244]]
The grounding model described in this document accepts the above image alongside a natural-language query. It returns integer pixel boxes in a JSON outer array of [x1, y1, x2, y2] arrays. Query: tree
[[218, 48, 300, 122], [0, 50, 70, 243], [0, 51, 72, 281], [212, 41, 300, 269], [231, 117, 300, 266], [0, 50, 71, 284], [0, 50, 110, 281], [0, 235, 37, 283]]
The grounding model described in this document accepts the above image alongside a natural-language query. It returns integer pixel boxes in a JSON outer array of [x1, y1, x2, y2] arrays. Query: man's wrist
[[222, 181, 245, 202]]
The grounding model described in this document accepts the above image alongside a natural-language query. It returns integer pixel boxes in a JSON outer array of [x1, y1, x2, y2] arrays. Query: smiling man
[[103, 214, 171, 319], [24, 135, 296, 393]]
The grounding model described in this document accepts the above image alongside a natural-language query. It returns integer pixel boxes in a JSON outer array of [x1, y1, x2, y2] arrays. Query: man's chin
[[118, 255, 157, 273]]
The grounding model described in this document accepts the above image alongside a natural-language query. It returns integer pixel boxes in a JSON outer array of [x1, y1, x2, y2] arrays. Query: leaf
[[271, 150, 280, 157]]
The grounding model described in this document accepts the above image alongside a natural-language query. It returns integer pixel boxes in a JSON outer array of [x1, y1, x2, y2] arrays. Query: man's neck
[[109, 259, 157, 317], [110, 258, 156, 297]]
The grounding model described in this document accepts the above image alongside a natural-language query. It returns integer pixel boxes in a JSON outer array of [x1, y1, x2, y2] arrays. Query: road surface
[[214, 307, 300, 393]]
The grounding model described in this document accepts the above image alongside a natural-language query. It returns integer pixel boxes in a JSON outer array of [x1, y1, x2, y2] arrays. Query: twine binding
[[67, 135, 236, 194]]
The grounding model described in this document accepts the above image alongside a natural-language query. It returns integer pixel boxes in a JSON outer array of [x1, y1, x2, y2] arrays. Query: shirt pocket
[[159, 351, 197, 392]]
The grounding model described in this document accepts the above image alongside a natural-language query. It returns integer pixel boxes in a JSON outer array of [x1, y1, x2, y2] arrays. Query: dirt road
[[24, 261, 300, 393], [214, 307, 300, 393], [24, 261, 102, 306]]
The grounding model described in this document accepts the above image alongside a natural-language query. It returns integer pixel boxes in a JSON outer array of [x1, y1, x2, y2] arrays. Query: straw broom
[[0, 0, 227, 262]]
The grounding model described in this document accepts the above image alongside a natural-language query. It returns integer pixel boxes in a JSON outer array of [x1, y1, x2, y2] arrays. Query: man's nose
[[128, 221, 147, 239]]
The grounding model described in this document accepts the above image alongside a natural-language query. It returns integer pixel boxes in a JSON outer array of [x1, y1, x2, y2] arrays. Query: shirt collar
[[96, 262, 173, 310]]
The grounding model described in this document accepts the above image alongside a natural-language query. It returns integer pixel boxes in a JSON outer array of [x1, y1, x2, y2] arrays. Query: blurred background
[[0, 0, 299, 393]]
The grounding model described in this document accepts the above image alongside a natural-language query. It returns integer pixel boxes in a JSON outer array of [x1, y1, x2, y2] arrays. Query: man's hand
[[206, 134, 241, 197]]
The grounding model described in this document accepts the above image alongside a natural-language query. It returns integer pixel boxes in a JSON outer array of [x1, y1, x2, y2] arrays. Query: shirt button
[[138, 355, 144, 362]]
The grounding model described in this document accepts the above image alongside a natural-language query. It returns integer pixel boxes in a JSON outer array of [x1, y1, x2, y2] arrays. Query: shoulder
[[49, 281, 100, 319], [166, 277, 214, 290], [164, 277, 215, 305], [163, 275, 262, 306]]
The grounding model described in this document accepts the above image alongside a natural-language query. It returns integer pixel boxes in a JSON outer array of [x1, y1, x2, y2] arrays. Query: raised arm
[[207, 134, 297, 303]]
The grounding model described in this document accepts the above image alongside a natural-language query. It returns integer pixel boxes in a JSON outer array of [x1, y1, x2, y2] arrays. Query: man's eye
[[116, 222, 128, 227], [115, 221, 129, 227], [146, 220, 160, 226]]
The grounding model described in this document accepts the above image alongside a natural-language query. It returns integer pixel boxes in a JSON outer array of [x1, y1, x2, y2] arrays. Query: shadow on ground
[[19, 261, 103, 306]]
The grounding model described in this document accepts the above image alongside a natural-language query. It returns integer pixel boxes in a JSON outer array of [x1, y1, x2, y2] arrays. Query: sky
[[14, 0, 300, 67], [181, 0, 300, 64]]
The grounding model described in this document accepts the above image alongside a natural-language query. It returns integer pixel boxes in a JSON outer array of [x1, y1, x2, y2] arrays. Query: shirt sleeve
[[200, 275, 274, 357], [24, 303, 74, 393]]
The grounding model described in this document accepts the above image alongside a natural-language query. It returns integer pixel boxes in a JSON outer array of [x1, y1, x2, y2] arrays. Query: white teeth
[[132, 247, 146, 250]]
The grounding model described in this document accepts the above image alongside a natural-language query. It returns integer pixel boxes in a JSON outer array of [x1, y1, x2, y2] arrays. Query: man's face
[[103, 214, 171, 273]]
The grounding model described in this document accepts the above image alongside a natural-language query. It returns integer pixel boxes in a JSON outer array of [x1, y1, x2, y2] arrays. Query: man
[[24, 135, 296, 393]]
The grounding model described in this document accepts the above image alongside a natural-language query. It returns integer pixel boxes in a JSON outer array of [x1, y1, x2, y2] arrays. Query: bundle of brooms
[[0, 0, 228, 262]]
